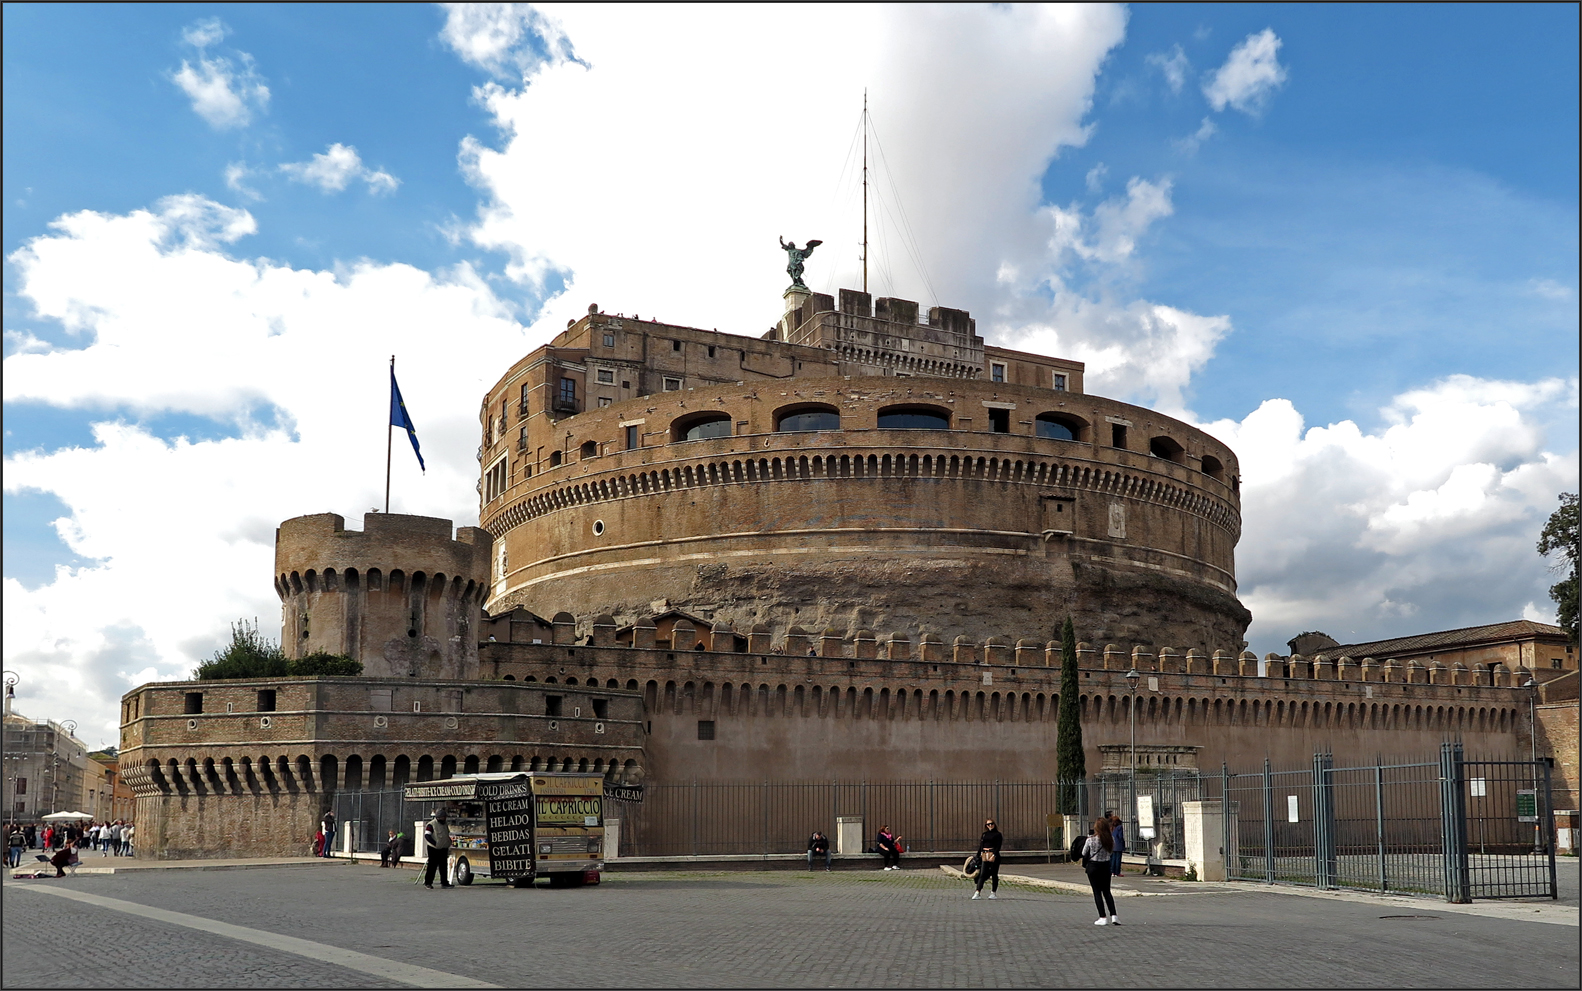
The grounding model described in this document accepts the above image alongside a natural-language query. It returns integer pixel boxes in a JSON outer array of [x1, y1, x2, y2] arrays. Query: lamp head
[[1125, 668, 1140, 688]]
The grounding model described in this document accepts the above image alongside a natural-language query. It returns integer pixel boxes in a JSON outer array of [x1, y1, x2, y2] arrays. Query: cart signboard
[[480, 777, 535, 881]]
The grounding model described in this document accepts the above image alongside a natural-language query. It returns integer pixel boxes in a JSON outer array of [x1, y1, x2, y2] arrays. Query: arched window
[[1201, 455, 1225, 480], [548, 451, 563, 467], [1035, 412, 1085, 441], [579, 441, 598, 460], [671, 412, 733, 443], [775, 403, 840, 432], [876, 404, 950, 430], [1149, 436, 1185, 463]]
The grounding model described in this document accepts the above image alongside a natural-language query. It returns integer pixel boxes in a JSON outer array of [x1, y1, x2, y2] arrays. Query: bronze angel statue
[[779, 236, 822, 289]]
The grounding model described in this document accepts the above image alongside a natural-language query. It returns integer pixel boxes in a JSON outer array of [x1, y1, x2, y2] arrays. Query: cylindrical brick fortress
[[480, 377, 1248, 648], [275, 513, 493, 679]]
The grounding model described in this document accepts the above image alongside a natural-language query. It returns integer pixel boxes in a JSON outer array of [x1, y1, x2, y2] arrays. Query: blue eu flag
[[390, 368, 425, 472]]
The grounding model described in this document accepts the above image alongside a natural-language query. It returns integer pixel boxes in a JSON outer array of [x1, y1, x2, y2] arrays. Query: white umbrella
[[41, 811, 92, 821]]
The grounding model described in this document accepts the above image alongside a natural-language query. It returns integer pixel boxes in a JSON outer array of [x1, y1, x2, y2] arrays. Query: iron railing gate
[[1222, 744, 1556, 902]]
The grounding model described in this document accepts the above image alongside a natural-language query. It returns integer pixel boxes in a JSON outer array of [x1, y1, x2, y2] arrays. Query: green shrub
[[194, 620, 288, 680], [288, 652, 363, 677]]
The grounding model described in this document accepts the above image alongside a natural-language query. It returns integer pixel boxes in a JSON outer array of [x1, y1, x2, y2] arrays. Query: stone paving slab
[[5, 863, 1577, 988], [10, 855, 330, 877]]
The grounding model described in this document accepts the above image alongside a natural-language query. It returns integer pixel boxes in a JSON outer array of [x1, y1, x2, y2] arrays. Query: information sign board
[[481, 779, 535, 881]]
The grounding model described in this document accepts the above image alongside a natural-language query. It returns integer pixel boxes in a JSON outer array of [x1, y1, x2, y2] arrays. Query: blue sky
[[3, 4, 1577, 739]]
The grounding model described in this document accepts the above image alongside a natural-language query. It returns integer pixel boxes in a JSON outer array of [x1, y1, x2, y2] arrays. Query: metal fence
[[1222, 744, 1557, 902], [332, 789, 423, 856], [615, 781, 1067, 857], [1077, 772, 1208, 866]]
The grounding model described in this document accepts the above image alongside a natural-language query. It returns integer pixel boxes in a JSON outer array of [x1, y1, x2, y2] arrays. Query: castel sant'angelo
[[119, 251, 1576, 859]]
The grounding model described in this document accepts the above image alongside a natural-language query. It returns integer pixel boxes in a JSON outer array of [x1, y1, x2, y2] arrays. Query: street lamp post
[[2, 672, 16, 819], [1524, 676, 1541, 854], [1125, 666, 1140, 863]]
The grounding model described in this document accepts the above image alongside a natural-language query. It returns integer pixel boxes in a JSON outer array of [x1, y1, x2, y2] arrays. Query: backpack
[[963, 853, 982, 878], [1068, 834, 1086, 863]]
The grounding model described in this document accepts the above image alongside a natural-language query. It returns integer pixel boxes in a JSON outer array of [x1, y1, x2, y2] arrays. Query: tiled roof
[[1326, 620, 1567, 658]]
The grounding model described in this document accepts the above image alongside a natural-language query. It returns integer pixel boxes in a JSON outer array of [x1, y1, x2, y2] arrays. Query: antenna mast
[[862, 90, 869, 295]]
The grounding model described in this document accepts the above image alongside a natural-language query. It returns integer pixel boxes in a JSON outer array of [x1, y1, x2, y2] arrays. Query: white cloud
[[438, 2, 580, 82], [1203, 28, 1287, 116], [1085, 162, 1108, 194], [4, 196, 528, 739], [1146, 44, 1191, 93], [223, 162, 262, 201], [1527, 278, 1573, 300], [1174, 116, 1218, 155], [1198, 375, 1579, 653], [169, 19, 269, 130], [279, 144, 400, 195]]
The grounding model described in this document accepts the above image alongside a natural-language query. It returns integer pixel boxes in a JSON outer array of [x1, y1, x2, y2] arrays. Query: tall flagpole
[[862, 90, 869, 295], [385, 355, 394, 514]]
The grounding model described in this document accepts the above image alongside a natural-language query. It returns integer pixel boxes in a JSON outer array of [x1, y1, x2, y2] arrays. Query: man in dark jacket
[[321, 810, 337, 858], [422, 809, 453, 889], [973, 818, 1004, 899], [807, 831, 831, 871]]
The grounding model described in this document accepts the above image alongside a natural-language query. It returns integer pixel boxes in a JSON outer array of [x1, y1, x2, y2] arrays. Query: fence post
[[1374, 762, 1387, 892], [692, 777, 699, 858], [1438, 742, 1470, 903], [1262, 758, 1275, 884], [763, 780, 769, 858], [1543, 759, 1557, 900], [929, 781, 936, 854], [1221, 763, 1231, 880], [1314, 752, 1336, 889]]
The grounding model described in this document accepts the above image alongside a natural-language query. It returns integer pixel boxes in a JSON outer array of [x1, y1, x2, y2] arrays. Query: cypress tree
[[1055, 616, 1086, 815]]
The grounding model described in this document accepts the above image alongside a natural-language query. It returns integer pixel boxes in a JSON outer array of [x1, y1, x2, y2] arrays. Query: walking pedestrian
[[422, 808, 453, 889], [876, 826, 900, 870], [25, 824, 36, 849], [1109, 813, 1126, 877], [1083, 818, 1120, 925], [123, 822, 135, 857], [7, 824, 24, 868], [972, 818, 1003, 899], [807, 830, 832, 871]]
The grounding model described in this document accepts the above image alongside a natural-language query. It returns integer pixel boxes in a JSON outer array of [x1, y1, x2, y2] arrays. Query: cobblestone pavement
[[4, 863, 1577, 988]]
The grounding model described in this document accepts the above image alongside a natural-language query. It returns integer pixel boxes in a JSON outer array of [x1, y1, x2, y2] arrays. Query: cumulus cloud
[[279, 143, 400, 195], [168, 18, 269, 130], [1203, 28, 1287, 116], [4, 195, 528, 738], [438, 2, 581, 82], [1174, 116, 1218, 155], [1146, 44, 1191, 94], [1200, 375, 1579, 652]]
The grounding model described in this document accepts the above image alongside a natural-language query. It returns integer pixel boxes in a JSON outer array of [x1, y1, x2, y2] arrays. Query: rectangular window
[[545, 695, 563, 717], [663, 377, 682, 391], [15, 778, 25, 796], [184, 692, 204, 715], [598, 397, 612, 407], [707, 345, 716, 358], [558, 378, 576, 404], [1554, 658, 1565, 669], [697, 720, 716, 740], [991, 362, 1006, 383], [257, 689, 277, 712], [592, 699, 608, 719], [519, 382, 530, 407], [988, 408, 1010, 433], [1111, 424, 1128, 449], [621, 380, 630, 390], [671, 339, 682, 352], [485, 456, 508, 502], [596, 369, 614, 384], [518, 425, 528, 450], [625, 425, 639, 450], [1053, 373, 1067, 392], [603, 333, 615, 347]]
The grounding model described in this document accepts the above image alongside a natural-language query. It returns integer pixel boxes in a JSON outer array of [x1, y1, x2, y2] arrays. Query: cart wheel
[[454, 857, 473, 886]]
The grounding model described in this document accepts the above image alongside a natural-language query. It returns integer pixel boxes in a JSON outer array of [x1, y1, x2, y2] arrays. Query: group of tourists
[[803, 826, 908, 871], [5, 819, 134, 869]]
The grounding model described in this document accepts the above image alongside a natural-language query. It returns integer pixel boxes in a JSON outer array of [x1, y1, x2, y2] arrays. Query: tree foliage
[[193, 620, 362, 679], [1538, 492, 1578, 644], [1055, 616, 1086, 814]]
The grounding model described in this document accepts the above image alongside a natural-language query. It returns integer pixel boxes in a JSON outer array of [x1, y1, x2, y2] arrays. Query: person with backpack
[[972, 818, 1003, 899], [1082, 818, 1120, 925]]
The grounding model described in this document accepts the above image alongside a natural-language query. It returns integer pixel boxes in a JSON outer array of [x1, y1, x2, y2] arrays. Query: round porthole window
[[259, 716, 272, 729], [592, 520, 606, 536]]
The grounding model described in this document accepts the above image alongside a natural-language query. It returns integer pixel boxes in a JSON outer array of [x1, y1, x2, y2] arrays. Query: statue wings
[[804, 240, 823, 252]]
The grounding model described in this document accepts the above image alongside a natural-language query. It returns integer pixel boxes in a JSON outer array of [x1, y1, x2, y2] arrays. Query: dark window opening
[[697, 720, 716, 740], [1036, 414, 1079, 441], [549, 450, 562, 467], [184, 692, 204, 715], [707, 345, 716, 358], [674, 413, 733, 442], [14, 778, 25, 795], [593, 699, 608, 718], [545, 696, 563, 717], [1201, 454, 1224, 480], [776, 407, 840, 432], [877, 405, 950, 430], [558, 378, 576, 404], [621, 380, 630, 389], [603, 333, 615, 347], [625, 425, 639, 450], [257, 690, 277, 712], [671, 339, 682, 352], [991, 363, 1006, 383], [1149, 435, 1184, 462], [580, 440, 598, 459], [988, 408, 1010, 433], [1111, 424, 1128, 449]]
